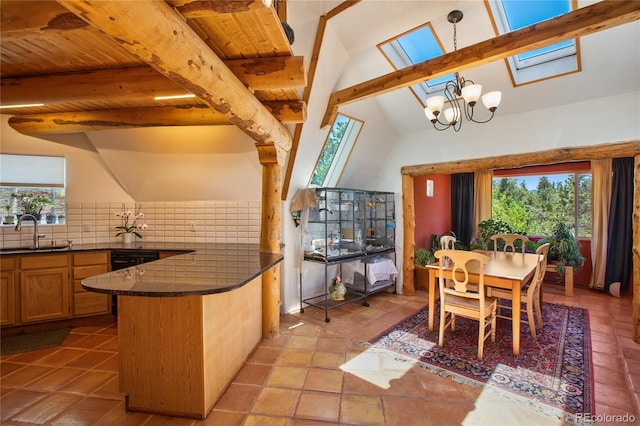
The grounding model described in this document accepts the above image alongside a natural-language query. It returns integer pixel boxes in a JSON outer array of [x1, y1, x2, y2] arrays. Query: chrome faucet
[[14, 214, 41, 249]]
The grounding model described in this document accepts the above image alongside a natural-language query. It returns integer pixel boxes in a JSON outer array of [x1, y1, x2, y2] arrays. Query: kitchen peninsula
[[81, 243, 283, 419]]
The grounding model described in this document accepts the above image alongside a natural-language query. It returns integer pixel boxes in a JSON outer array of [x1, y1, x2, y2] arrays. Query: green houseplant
[[539, 221, 585, 275], [11, 192, 55, 217], [415, 247, 435, 266], [470, 218, 516, 251]]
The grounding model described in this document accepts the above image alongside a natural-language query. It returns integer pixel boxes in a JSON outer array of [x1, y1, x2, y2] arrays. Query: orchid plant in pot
[[115, 205, 147, 242]]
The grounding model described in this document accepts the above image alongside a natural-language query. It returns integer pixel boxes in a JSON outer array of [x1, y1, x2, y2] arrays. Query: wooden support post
[[260, 161, 282, 339], [633, 154, 640, 343], [402, 174, 416, 296]]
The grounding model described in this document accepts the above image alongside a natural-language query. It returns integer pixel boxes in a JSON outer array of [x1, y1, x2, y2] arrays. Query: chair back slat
[[491, 233, 530, 254], [434, 249, 489, 297]]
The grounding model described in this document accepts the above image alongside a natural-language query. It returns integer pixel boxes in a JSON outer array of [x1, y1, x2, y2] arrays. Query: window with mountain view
[[492, 172, 591, 238]]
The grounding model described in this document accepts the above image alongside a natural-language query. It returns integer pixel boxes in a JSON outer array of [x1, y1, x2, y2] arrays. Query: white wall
[[368, 91, 640, 297], [1, 116, 133, 203]]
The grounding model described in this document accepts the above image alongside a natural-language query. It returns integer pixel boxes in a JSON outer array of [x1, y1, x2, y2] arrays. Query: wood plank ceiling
[[0, 0, 306, 165]]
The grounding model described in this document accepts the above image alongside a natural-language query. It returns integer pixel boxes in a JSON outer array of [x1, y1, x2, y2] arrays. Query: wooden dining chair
[[434, 249, 497, 360], [491, 233, 530, 254], [440, 235, 456, 250], [490, 243, 550, 338]]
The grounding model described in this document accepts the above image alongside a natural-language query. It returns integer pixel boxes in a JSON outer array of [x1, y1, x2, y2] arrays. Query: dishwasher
[[110, 250, 160, 314]]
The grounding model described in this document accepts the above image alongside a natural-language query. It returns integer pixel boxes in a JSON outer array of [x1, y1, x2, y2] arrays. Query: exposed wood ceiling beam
[[168, 0, 272, 18], [321, 0, 640, 128], [7, 105, 231, 135], [1, 57, 306, 105], [0, 0, 87, 39], [5, 99, 305, 135], [55, 0, 292, 165]]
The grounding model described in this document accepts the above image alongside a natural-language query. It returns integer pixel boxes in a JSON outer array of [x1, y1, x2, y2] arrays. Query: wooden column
[[402, 174, 416, 296], [260, 153, 282, 339], [633, 154, 640, 343]]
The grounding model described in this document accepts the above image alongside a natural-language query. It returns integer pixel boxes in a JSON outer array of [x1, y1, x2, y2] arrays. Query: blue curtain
[[451, 173, 475, 247], [604, 157, 633, 292]]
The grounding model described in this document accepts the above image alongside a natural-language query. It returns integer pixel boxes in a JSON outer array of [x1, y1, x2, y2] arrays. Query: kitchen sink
[[0, 244, 70, 253]]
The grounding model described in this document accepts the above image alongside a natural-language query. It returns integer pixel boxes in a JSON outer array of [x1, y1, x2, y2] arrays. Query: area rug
[[1, 328, 71, 355], [365, 302, 594, 421]]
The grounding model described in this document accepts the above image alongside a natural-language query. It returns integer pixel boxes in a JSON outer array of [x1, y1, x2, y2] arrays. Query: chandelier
[[424, 10, 501, 132]]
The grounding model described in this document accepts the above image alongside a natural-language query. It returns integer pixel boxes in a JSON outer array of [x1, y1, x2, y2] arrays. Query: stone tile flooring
[[1, 285, 638, 425]]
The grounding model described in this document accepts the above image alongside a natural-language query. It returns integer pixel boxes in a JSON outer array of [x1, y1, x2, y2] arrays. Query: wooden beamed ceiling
[[321, 0, 640, 128], [1, 0, 305, 165]]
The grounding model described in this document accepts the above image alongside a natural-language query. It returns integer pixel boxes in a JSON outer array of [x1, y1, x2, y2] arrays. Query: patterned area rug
[[366, 302, 593, 421]]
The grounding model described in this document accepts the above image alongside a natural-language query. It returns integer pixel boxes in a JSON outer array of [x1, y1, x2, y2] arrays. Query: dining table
[[422, 250, 539, 356]]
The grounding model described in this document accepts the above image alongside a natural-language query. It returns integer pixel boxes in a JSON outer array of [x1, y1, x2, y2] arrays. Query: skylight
[[486, 0, 580, 85], [378, 23, 454, 105]]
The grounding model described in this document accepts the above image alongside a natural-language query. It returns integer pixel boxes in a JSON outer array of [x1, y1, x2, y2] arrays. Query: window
[[0, 154, 67, 225], [486, 0, 579, 85], [378, 23, 455, 105], [309, 114, 363, 187], [492, 171, 591, 238]]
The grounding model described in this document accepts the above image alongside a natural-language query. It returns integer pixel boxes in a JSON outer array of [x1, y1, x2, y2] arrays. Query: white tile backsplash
[[1, 200, 261, 248]]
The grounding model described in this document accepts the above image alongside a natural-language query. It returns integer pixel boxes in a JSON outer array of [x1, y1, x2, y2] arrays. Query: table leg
[[512, 282, 521, 356], [428, 269, 436, 331]]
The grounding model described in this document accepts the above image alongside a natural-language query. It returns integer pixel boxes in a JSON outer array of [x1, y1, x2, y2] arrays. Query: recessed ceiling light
[[154, 94, 196, 101], [0, 103, 45, 109]]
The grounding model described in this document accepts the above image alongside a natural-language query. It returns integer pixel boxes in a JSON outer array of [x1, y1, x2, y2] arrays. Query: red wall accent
[[413, 163, 593, 286], [414, 175, 451, 249]]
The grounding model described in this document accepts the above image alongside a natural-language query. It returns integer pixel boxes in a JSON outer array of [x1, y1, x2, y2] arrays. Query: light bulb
[[426, 96, 444, 114], [424, 107, 436, 122], [461, 84, 482, 106], [444, 107, 460, 124], [482, 91, 502, 112]]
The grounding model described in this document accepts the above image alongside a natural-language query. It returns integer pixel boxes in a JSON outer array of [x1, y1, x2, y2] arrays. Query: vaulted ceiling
[[2, 0, 639, 176]]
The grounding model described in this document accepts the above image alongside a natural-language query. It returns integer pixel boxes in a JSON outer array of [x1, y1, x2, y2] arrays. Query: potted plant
[[11, 192, 55, 219], [45, 207, 57, 224], [415, 247, 435, 266], [470, 218, 516, 251], [539, 221, 585, 276], [115, 205, 148, 242], [2, 203, 14, 224]]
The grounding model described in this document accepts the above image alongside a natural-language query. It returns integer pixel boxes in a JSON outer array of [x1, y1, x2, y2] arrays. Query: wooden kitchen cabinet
[[72, 251, 110, 316], [1, 256, 17, 326], [19, 254, 70, 324]]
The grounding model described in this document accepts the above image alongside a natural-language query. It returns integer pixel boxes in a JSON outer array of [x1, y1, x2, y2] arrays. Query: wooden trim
[[401, 141, 640, 176]]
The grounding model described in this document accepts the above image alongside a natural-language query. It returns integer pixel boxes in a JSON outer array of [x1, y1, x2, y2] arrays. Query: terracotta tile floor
[[1, 285, 638, 425]]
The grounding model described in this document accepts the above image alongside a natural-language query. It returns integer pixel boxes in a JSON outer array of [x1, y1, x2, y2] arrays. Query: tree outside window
[[492, 172, 591, 238]]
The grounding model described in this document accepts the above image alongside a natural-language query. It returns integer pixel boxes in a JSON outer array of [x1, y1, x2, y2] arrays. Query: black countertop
[[2, 242, 283, 297]]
